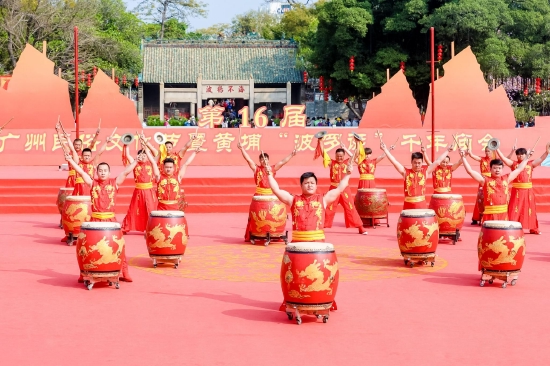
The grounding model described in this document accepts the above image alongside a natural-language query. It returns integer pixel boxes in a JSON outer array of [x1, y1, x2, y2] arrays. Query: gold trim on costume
[[404, 196, 426, 203], [483, 205, 507, 214], [292, 230, 325, 241], [330, 182, 339, 187], [159, 200, 178, 204], [482, 173, 491, 177], [255, 187, 273, 195], [359, 174, 375, 180], [91, 212, 115, 219], [136, 182, 153, 189], [68, 170, 76, 176], [434, 187, 451, 193], [511, 182, 532, 189], [75, 177, 84, 184]]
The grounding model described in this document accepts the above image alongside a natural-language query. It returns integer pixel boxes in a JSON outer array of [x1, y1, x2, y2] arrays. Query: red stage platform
[[2, 164, 550, 215]]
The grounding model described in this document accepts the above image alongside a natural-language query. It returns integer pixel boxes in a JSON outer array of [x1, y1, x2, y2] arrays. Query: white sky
[[123, 0, 267, 30]]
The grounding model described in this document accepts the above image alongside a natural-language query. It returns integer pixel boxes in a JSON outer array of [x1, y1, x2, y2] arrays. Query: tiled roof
[[142, 40, 302, 84]]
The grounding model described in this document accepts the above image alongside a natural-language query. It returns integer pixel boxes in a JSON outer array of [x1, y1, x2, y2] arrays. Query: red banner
[[0, 127, 546, 166]]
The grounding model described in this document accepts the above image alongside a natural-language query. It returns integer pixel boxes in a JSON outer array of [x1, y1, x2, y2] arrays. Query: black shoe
[[471, 220, 478, 225]]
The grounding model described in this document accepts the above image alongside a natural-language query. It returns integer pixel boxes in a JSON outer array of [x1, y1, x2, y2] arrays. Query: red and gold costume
[[291, 193, 325, 242], [122, 160, 157, 233], [403, 166, 428, 209], [73, 161, 94, 196], [65, 150, 82, 188], [472, 156, 491, 221], [157, 173, 181, 211], [88, 178, 131, 281], [482, 174, 509, 222], [432, 166, 452, 193], [244, 165, 276, 241], [357, 158, 377, 189], [324, 159, 363, 229], [508, 161, 538, 232], [159, 152, 188, 211]]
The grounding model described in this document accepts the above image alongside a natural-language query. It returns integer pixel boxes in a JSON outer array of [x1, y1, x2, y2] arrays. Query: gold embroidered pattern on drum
[[436, 201, 465, 227], [398, 221, 439, 251], [63, 204, 90, 231], [77, 233, 125, 270], [147, 223, 187, 250], [297, 259, 338, 295], [361, 195, 388, 215], [251, 203, 286, 232], [478, 233, 526, 268]]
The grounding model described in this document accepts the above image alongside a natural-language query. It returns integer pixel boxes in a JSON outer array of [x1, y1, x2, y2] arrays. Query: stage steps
[[1, 177, 550, 215]]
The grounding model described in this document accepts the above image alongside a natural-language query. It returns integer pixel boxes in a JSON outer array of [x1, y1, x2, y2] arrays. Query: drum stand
[[480, 269, 520, 289], [249, 231, 289, 246], [285, 303, 331, 325], [361, 214, 390, 229], [402, 252, 436, 268], [150, 255, 182, 269], [439, 229, 460, 245], [81, 271, 120, 290]]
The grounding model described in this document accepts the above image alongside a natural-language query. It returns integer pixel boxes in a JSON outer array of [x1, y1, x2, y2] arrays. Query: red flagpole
[[430, 27, 435, 162], [74, 26, 80, 139]]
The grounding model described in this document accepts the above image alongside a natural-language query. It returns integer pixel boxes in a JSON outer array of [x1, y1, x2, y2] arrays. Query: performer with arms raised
[[421, 146, 462, 193], [465, 146, 494, 225]]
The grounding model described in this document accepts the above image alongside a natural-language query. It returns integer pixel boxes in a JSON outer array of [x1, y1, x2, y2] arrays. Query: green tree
[[230, 10, 279, 38]]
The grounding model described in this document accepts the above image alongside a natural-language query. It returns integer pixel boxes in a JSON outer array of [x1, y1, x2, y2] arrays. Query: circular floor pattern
[[129, 244, 447, 282]]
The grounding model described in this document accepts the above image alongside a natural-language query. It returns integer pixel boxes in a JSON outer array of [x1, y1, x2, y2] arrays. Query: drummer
[[236, 143, 297, 241], [381, 140, 454, 209], [459, 150, 530, 222], [465, 146, 494, 225], [354, 134, 392, 189], [315, 132, 368, 235], [421, 146, 462, 193], [65, 154, 139, 282], [495, 144, 549, 234]]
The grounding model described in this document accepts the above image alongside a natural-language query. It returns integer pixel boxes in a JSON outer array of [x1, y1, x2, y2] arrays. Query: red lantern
[[115, 76, 119, 85], [86, 73, 91, 88], [319, 76, 324, 91], [92, 66, 97, 77], [400, 61, 405, 74], [343, 98, 348, 103], [122, 75, 127, 86], [536, 77, 541, 94], [437, 45, 443, 62], [323, 90, 329, 101], [349, 56, 355, 73], [303, 71, 308, 84], [134, 77, 139, 87], [524, 84, 528, 96]]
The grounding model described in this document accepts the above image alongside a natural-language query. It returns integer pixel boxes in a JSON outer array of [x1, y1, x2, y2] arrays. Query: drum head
[[400, 209, 436, 217], [66, 195, 91, 202], [358, 188, 386, 193], [432, 194, 462, 200], [150, 210, 185, 218], [81, 222, 121, 230], [286, 242, 334, 253], [483, 220, 522, 229], [252, 195, 278, 201]]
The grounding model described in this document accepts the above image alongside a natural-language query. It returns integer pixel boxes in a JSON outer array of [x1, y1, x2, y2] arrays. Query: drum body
[[62, 196, 91, 236], [478, 221, 525, 271], [429, 194, 465, 235], [248, 195, 287, 237], [57, 187, 74, 215], [280, 242, 339, 310], [76, 222, 125, 273], [355, 188, 388, 219], [397, 209, 439, 254], [146, 211, 188, 256]]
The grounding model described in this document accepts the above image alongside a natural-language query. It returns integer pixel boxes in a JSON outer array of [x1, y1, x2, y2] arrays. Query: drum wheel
[[511, 279, 517, 286], [501, 282, 507, 289], [296, 317, 302, 325], [286, 312, 293, 320], [323, 316, 329, 323], [480, 280, 485, 287]]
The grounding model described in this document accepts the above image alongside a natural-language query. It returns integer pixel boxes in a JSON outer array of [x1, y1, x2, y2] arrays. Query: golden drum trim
[[511, 182, 532, 189], [291, 230, 326, 242], [91, 212, 115, 219], [483, 205, 507, 214], [255, 187, 273, 195], [404, 196, 426, 203]]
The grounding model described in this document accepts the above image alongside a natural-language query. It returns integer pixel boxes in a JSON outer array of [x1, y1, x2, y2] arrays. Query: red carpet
[[1, 212, 550, 365]]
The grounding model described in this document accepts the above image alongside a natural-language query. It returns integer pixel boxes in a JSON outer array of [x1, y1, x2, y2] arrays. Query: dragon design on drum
[[251, 203, 286, 232], [63, 203, 90, 230], [436, 202, 465, 226], [479, 235, 526, 268], [147, 223, 186, 250], [399, 221, 439, 251], [297, 259, 339, 295], [79, 235, 124, 269]]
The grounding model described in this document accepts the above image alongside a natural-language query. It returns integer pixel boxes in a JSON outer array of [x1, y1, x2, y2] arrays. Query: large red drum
[[62, 196, 91, 238], [146, 210, 188, 256], [56, 187, 74, 215], [280, 242, 339, 310], [248, 195, 287, 238], [76, 222, 125, 274], [397, 209, 439, 254], [429, 194, 465, 235], [478, 221, 525, 272], [354, 188, 388, 219]]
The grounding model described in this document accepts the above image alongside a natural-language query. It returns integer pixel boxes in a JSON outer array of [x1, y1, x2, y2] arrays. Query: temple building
[[138, 38, 303, 121]]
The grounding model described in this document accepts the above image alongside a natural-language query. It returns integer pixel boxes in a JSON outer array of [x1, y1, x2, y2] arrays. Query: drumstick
[[514, 137, 517, 148], [452, 134, 460, 148], [1, 117, 14, 130], [109, 127, 117, 138], [394, 136, 399, 146], [419, 136, 423, 147], [98, 118, 101, 130], [531, 136, 541, 152], [194, 125, 198, 138]]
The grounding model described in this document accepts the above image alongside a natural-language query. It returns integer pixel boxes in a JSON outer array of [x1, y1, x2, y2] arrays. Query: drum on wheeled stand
[[248, 195, 288, 246], [429, 194, 465, 245], [397, 209, 439, 268], [354, 188, 389, 228]]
